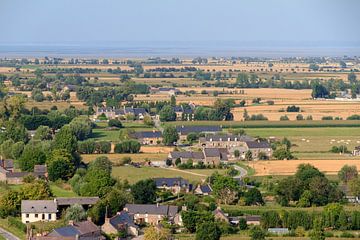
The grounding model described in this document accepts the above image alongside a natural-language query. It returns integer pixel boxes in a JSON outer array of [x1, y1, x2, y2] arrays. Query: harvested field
[[252, 159, 360, 176], [81, 153, 168, 163]]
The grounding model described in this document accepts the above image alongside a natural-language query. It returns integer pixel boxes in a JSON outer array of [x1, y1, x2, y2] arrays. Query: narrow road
[[232, 164, 248, 180], [0, 227, 20, 240], [161, 167, 207, 177]]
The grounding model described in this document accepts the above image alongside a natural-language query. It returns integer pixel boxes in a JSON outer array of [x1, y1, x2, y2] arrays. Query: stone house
[[154, 177, 191, 194], [33, 220, 104, 240], [176, 125, 222, 140], [124, 204, 179, 225], [245, 141, 273, 159], [101, 211, 139, 237], [132, 131, 162, 145], [168, 148, 228, 166]]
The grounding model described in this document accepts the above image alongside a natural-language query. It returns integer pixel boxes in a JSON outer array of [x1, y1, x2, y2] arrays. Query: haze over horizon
[[1, 0, 360, 57]]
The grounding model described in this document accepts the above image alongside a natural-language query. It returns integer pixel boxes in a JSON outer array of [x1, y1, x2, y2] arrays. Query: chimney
[[87, 216, 92, 222], [156, 203, 159, 207], [69, 220, 74, 226]]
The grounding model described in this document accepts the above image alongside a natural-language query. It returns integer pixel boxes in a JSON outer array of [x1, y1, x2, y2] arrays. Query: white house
[[21, 200, 57, 223]]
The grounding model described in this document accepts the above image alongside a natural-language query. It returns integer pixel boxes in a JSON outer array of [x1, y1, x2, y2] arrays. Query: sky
[[0, 0, 359, 46]]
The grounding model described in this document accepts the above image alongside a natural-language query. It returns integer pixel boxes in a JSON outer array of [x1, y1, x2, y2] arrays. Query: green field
[[111, 166, 226, 184], [0, 218, 26, 239], [165, 120, 360, 128], [245, 127, 360, 159]]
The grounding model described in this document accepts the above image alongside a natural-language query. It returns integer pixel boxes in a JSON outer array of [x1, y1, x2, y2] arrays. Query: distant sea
[[0, 41, 359, 58]]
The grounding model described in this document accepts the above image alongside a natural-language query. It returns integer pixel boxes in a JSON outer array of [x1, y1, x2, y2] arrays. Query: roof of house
[[198, 184, 212, 193], [49, 221, 100, 238], [176, 125, 221, 135], [203, 134, 254, 142], [204, 148, 228, 160], [107, 211, 138, 230], [158, 87, 179, 92], [124, 204, 178, 218], [56, 197, 100, 206], [154, 177, 189, 187], [0, 159, 14, 169], [133, 131, 162, 139], [21, 200, 57, 213], [6, 171, 30, 178], [244, 215, 261, 221], [124, 108, 147, 116], [169, 151, 204, 160], [213, 208, 229, 220], [34, 165, 47, 174], [245, 141, 271, 149]]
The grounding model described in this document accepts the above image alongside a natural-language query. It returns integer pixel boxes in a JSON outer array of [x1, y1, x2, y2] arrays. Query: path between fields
[[161, 167, 207, 177], [0, 227, 20, 240], [161, 164, 248, 179], [233, 165, 248, 179]]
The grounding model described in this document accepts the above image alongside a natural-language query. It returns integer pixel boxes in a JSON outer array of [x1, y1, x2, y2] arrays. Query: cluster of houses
[[169, 126, 273, 164], [94, 106, 149, 120], [25, 176, 266, 239], [0, 160, 48, 184]]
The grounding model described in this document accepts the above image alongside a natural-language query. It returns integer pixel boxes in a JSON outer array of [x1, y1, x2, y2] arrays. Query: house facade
[[245, 141, 273, 159], [168, 148, 228, 166], [21, 200, 57, 223], [101, 211, 139, 237], [124, 204, 179, 225], [132, 131, 162, 145], [154, 177, 191, 194]]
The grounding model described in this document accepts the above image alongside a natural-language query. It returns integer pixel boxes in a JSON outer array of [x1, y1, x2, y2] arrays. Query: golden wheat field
[[252, 159, 360, 176]]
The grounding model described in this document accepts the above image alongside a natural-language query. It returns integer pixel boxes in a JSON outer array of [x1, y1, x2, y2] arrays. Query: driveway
[[0, 227, 20, 240]]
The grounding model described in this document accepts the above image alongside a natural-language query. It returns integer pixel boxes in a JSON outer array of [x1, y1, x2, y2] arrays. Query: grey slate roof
[[34, 165, 47, 174], [124, 204, 178, 218], [154, 177, 189, 187], [49, 221, 100, 237], [108, 211, 138, 230], [176, 125, 221, 135], [199, 184, 212, 193], [133, 131, 162, 139], [21, 200, 57, 213], [204, 148, 228, 160], [245, 141, 271, 149], [56, 197, 100, 206], [204, 134, 254, 142], [169, 151, 204, 160]]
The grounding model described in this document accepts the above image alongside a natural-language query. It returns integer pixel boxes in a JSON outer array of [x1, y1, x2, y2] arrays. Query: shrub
[[8, 216, 26, 233], [108, 119, 123, 128], [280, 115, 289, 121], [286, 105, 300, 112], [347, 115, 360, 120], [78, 139, 96, 154], [114, 140, 141, 153], [296, 114, 304, 120], [322, 116, 333, 120], [95, 141, 111, 154]]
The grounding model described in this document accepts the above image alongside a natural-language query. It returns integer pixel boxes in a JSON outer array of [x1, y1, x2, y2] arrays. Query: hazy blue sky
[[0, 0, 359, 44]]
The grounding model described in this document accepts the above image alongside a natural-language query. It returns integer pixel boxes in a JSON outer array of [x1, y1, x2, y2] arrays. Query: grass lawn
[[81, 153, 168, 163], [50, 183, 77, 197], [176, 233, 356, 240], [221, 203, 360, 215], [245, 127, 360, 159], [111, 166, 224, 184], [0, 218, 26, 239]]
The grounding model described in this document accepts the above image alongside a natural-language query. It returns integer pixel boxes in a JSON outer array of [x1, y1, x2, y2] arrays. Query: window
[[35, 214, 38, 218], [42, 214, 45, 220], [26, 214, 29, 218], [48, 214, 51, 220]]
